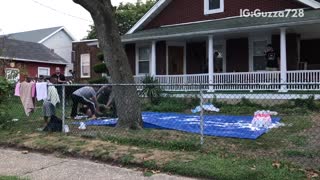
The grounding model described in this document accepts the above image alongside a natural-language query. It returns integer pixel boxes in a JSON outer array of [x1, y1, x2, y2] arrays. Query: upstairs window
[[204, 0, 224, 15]]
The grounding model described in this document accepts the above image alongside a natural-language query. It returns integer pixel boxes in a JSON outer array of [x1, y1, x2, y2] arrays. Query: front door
[[168, 46, 184, 75]]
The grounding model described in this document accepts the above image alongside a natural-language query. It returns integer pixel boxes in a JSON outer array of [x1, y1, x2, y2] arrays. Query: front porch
[[124, 10, 320, 92]]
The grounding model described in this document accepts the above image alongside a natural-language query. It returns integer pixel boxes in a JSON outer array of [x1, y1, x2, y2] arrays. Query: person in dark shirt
[[264, 44, 280, 71], [51, 67, 66, 100], [51, 67, 66, 84], [97, 86, 117, 117]]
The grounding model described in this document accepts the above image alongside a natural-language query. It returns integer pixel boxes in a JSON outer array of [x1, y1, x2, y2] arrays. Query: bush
[[140, 75, 162, 104], [97, 52, 104, 61], [88, 77, 108, 84], [93, 63, 109, 74], [0, 77, 12, 129]]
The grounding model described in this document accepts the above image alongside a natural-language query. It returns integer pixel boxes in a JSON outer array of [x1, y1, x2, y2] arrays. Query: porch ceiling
[[122, 9, 320, 43]]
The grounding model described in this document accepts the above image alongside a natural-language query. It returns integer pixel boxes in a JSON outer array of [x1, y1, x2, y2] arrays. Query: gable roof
[[0, 37, 68, 65], [123, 9, 320, 42], [7, 26, 76, 43], [127, 0, 320, 34]]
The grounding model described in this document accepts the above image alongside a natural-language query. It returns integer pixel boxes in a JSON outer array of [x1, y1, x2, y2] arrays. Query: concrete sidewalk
[[0, 148, 194, 180]]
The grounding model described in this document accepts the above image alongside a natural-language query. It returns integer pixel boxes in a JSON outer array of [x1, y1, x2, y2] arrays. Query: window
[[253, 40, 268, 71], [38, 67, 50, 77], [80, 54, 91, 78], [138, 46, 150, 74], [204, 0, 224, 15], [5, 68, 20, 83]]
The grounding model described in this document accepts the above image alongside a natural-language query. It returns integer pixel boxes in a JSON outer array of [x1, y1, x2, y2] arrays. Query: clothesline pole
[[62, 85, 66, 133]]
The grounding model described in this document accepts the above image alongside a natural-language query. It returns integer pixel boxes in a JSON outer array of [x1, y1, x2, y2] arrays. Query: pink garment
[[31, 83, 36, 98], [14, 83, 20, 96], [19, 82, 35, 116]]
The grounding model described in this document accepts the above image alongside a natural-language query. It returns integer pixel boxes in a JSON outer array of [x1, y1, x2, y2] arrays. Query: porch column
[[208, 35, 214, 91], [151, 41, 156, 77], [280, 28, 288, 92]]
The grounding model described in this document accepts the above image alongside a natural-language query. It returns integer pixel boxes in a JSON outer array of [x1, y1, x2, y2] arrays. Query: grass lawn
[[0, 176, 26, 180], [1, 96, 320, 179]]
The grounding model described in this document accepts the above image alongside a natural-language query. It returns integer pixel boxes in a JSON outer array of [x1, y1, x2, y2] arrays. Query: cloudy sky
[[0, 0, 141, 40]]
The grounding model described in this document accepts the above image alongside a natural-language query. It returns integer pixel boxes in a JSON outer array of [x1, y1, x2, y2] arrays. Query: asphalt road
[[0, 148, 194, 180]]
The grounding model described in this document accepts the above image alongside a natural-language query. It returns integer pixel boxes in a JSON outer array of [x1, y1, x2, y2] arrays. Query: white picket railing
[[133, 70, 320, 91]]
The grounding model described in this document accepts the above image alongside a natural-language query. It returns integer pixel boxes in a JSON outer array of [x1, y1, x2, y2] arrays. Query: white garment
[[46, 84, 60, 106], [36, 82, 48, 101]]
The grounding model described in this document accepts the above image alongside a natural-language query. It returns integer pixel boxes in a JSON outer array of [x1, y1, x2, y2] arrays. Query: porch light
[[9, 61, 15, 68]]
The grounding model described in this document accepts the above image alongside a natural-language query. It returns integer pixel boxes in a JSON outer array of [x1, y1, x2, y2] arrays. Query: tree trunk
[[73, 0, 142, 129]]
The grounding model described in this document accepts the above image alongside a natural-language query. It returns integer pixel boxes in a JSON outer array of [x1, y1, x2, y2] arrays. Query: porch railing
[[133, 70, 320, 91]]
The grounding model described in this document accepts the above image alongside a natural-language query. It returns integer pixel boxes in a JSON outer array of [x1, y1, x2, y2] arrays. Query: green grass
[[163, 155, 305, 180], [1, 95, 319, 179], [0, 176, 27, 180]]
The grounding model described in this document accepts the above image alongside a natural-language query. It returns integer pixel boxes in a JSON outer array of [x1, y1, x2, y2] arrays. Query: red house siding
[[145, 0, 306, 29], [0, 60, 65, 81], [125, 43, 136, 75], [226, 38, 249, 72], [156, 41, 167, 75], [186, 42, 207, 74], [73, 42, 101, 82]]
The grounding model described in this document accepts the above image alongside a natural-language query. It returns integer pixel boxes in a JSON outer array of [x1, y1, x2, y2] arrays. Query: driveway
[[0, 148, 194, 180]]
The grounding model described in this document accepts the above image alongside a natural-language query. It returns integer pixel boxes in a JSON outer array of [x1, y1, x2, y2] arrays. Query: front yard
[[1, 96, 320, 179]]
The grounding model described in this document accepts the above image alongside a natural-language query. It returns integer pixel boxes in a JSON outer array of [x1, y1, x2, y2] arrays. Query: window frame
[[204, 0, 224, 15], [80, 53, 91, 78], [136, 45, 151, 75], [38, 67, 50, 77]]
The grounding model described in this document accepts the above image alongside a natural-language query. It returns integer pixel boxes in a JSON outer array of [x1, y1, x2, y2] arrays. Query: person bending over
[[96, 86, 117, 117], [71, 86, 99, 119]]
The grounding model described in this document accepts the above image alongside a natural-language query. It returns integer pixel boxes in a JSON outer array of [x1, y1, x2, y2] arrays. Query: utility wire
[[30, 0, 93, 23]]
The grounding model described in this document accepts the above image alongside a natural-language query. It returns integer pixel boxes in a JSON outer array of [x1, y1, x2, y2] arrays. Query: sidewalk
[[0, 148, 194, 180]]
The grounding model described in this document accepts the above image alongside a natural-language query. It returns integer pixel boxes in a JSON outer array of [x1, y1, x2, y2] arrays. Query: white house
[[7, 26, 76, 76]]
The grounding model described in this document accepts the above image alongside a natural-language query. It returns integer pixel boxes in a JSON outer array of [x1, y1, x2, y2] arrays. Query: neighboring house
[[74, 0, 320, 91], [7, 26, 76, 76], [72, 40, 102, 82], [0, 37, 68, 82]]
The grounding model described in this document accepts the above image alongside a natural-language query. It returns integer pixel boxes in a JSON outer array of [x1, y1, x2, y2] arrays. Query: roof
[[0, 37, 68, 65], [122, 9, 320, 42], [7, 26, 76, 43], [127, 0, 320, 34]]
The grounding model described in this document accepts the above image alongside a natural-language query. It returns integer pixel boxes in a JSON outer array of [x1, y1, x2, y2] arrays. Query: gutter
[[0, 56, 69, 65]]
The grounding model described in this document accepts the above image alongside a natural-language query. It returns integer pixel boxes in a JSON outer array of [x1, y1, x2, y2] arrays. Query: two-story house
[[75, 0, 320, 92], [7, 26, 76, 76]]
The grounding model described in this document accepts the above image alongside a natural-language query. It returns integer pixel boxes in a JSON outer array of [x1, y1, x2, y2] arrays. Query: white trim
[[208, 35, 214, 91], [38, 27, 76, 43], [122, 19, 320, 42], [135, 44, 152, 75], [204, 0, 224, 15], [0, 56, 68, 65], [280, 27, 288, 92], [297, 0, 320, 8], [80, 53, 91, 78], [37, 67, 50, 77], [127, 0, 172, 34], [72, 39, 98, 43], [151, 41, 157, 76], [166, 41, 186, 75]]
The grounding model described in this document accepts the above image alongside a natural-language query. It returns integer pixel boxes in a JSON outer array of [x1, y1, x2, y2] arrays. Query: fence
[[3, 83, 320, 172]]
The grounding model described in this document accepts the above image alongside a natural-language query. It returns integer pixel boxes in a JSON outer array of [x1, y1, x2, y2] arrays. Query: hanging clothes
[[14, 82, 20, 96], [19, 82, 35, 116], [43, 84, 60, 118], [36, 82, 48, 101]]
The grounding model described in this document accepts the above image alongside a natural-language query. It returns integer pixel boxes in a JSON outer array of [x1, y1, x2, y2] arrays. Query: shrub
[[140, 75, 162, 104], [93, 63, 109, 74], [88, 77, 108, 84], [0, 77, 12, 129], [97, 52, 104, 61]]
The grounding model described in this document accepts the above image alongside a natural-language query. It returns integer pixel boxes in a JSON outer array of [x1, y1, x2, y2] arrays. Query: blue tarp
[[79, 112, 281, 139]]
